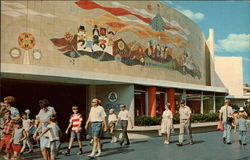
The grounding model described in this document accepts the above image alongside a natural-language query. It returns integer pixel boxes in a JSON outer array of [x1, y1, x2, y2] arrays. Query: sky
[[162, 1, 250, 85]]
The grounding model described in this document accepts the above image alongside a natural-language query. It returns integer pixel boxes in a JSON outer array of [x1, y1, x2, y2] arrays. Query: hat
[[180, 99, 185, 104], [239, 107, 244, 112]]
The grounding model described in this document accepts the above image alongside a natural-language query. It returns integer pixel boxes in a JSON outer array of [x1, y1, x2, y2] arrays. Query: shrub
[[135, 113, 219, 126]]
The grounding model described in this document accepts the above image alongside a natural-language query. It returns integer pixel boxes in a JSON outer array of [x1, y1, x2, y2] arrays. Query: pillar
[[167, 88, 175, 113], [201, 91, 204, 114], [148, 86, 156, 117]]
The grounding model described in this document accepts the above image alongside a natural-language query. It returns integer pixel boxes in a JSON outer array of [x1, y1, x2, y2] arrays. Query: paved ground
[[1, 131, 249, 160]]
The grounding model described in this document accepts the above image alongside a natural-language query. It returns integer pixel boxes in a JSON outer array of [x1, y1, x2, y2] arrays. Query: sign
[[108, 92, 118, 102]]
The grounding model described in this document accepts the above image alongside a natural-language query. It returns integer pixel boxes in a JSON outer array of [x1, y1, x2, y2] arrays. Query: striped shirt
[[69, 113, 83, 132]]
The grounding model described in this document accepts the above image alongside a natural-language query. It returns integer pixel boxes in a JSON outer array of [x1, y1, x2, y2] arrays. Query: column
[[167, 88, 175, 113], [148, 86, 156, 117], [213, 92, 216, 113]]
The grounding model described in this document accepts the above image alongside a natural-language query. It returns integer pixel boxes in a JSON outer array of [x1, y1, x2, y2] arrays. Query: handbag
[[217, 121, 224, 131], [226, 106, 233, 123]]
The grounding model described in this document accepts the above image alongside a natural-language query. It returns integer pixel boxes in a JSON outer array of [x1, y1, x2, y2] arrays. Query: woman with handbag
[[219, 99, 233, 145]]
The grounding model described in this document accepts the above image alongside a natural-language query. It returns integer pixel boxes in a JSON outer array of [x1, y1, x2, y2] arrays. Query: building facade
[[1, 1, 228, 128]]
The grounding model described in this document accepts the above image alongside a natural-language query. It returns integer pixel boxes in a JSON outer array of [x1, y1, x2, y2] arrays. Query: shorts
[[70, 132, 81, 139], [91, 122, 102, 138], [12, 144, 23, 152], [0, 135, 12, 149], [108, 122, 115, 133], [50, 140, 60, 157], [40, 136, 50, 148]]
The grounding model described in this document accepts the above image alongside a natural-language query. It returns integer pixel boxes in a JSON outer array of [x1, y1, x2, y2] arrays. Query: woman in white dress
[[161, 103, 173, 144]]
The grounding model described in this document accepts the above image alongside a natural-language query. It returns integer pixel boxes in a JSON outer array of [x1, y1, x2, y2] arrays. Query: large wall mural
[[50, 0, 201, 79]]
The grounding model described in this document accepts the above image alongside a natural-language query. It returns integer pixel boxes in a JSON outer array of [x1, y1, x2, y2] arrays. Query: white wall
[[215, 57, 244, 96], [95, 84, 135, 126]]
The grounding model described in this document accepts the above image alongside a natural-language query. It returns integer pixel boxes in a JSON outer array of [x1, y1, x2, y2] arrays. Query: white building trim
[[1, 63, 228, 93]]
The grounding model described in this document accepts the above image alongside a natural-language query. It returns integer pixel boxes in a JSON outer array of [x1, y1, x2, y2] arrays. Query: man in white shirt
[[219, 99, 233, 144], [176, 100, 193, 146], [116, 104, 133, 146]]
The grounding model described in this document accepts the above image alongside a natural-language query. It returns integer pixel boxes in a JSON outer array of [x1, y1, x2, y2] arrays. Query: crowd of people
[[0, 96, 248, 160]]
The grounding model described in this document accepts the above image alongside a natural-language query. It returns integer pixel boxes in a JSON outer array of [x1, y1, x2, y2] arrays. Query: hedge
[[135, 113, 219, 126]]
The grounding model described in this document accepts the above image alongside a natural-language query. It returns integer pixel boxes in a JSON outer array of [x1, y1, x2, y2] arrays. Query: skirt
[[161, 119, 172, 134]]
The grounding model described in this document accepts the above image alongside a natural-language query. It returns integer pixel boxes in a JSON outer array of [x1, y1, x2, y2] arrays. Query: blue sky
[[162, 1, 250, 84]]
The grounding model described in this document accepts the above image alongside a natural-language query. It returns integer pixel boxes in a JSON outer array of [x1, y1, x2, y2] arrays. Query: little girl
[[11, 118, 27, 160], [108, 109, 117, 143]]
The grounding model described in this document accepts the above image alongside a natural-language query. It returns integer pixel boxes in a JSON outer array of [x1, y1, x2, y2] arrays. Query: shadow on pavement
[[131, 140, 148, 144]]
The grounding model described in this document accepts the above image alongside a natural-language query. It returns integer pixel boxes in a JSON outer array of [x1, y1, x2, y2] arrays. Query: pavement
[[2, 130, 249, 160]]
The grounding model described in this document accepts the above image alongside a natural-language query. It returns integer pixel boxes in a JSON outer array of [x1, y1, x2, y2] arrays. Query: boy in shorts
[[64, 105, 83, 155]]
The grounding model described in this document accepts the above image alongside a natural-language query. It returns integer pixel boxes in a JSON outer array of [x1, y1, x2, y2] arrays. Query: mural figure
[[92, 25, 100, 46]]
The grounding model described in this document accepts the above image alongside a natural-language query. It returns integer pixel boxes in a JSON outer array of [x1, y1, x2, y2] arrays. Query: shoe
[[125, 142, 130, 145], [164, 140, 167, 144], [77, 150, 83, 155], [113, 136, 117, 143], [88, 153, 95, 158], [27, 150, 33, 153], [190, 141, 193, 145], [166, 141, 169, 145], [3, 156, 9, 160], [176, 143, 183, 146], [63, 150, 70, 156], [119, 142, 123, 146], [223, 137, 226, 144], [95, 152, 101, 157], [239, 140, 242, 145], [243, 143, 247, 145], [227, 142, 232, 145]]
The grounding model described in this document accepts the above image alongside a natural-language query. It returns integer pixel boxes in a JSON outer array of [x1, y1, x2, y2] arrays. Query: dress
[[161, 110, 173, 134]]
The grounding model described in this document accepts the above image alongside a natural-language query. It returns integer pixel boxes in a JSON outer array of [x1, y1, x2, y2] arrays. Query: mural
[[50, 0, 201, 79]]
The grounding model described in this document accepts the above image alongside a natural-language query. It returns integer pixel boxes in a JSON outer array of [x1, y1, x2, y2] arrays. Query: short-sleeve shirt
[[118, 110, 130, 120], [69, 113, 83, 132], [38, 106, 56, 132], [179, 106, 191, 120], [108, 114, 117, 123], [13, 127, 24, 145], [236, 118, 249, 131], [162, 110, 173, 120], [219, 105, 233, 122], [8, 107, 19, 119], [47, 123, 60, 142], [89, 106, 106, 122], [22, 119, 31, 131]]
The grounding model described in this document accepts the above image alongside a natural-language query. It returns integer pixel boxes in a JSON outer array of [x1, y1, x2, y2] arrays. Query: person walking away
[[219, 99, 233, 145], [236, 108, 249, 145], [160, 103, 173, 144], [85, 98, 107, 158], [64, 105, 83, 156], [108, 109, 117, 143], [116, 104, 134, 146], [176, 100, 193, 146]]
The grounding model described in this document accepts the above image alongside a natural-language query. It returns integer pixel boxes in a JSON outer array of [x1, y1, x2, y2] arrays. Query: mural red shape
[[50, 35, 77, 52], [75, 0, 180, 31]]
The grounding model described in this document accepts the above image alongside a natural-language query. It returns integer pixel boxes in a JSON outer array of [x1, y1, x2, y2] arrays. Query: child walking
[[236, 108, 249, 145], [108, 109, 117, 143], [64, 105, 83, 156], [0, 110, 14, 160], [117, 104, 133, 146], [20, 112, 33, 153], [11, 118, 27, 160], [36, 114, 61, 160]]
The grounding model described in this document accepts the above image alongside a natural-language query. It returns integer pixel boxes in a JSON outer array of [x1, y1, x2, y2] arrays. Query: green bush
[[135, 113, 219, 126]]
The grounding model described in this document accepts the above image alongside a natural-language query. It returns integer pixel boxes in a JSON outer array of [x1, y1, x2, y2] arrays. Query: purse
[[226, 106, 233, 123], [217, 121, 224, 131]]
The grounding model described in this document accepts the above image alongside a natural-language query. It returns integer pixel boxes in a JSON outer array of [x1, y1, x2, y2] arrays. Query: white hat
[[239, 107, 244, 112]]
